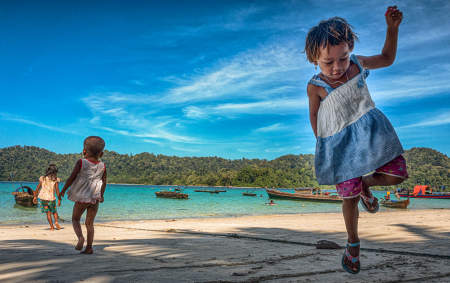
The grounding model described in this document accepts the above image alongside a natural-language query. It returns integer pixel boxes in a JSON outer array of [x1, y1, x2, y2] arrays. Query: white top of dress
[[38, 176, 60, 201], [67, 159, 105, 204]]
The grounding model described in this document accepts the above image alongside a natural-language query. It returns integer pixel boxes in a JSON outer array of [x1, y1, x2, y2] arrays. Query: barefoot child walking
[[305, 6, 407, 274], [60, 136, 107, 254], [33, 164, 62, 230]]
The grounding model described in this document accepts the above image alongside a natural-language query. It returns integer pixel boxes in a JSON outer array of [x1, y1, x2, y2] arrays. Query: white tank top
[[67, 159, 105, 204]]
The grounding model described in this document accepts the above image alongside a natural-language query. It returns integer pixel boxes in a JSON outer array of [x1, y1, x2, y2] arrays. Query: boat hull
[[155, 191, 188, 199], [380, 199, 409, 209], [12, 186, 37, 207], [266, 189, 342, 203], [398, 194, 450, 199]]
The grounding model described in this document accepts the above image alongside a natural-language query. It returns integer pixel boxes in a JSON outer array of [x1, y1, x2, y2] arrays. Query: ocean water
[[2, 181, 449, 224]]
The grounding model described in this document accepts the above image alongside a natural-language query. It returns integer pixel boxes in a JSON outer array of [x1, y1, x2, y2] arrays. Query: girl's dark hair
[[304, 17, 358, 64], [45, 164, 58, 181]]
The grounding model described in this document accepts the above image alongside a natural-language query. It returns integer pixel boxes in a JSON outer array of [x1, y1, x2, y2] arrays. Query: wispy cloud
[[183, 98, 307, 120], [142, 139, 163, 146], [399, 112, 450, 129], [254, 123, 288, 133], [162, 42, 306, 104], [0, 112, 76, 135], [83, 98, 200, 144]]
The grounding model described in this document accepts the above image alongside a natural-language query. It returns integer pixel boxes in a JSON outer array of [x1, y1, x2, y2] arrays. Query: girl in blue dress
[[305, 6, 407, 274]]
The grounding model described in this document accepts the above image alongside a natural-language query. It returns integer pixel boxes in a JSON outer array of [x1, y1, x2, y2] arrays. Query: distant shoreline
[[1, 181, 266, 190]]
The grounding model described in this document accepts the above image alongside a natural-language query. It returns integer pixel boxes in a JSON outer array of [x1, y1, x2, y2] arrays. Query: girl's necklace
[[321, 68, 350, 87]]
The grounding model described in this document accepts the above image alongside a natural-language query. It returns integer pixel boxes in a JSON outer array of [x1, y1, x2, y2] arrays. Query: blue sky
[[1, 0, 449, 159]]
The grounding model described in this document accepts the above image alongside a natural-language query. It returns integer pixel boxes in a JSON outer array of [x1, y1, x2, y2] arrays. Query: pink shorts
[[336, 155, 408, 199]]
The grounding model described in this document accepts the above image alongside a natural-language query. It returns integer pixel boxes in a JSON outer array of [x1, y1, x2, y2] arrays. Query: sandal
[[360, 194, 379, 214], [341, 242, 360, 274]]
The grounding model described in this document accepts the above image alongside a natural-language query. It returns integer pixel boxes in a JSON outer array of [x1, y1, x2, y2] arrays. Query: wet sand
[[1, 209, 449, 282]]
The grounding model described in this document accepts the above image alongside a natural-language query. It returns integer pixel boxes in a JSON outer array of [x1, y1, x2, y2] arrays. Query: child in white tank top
[[60, 136, 107, 254]]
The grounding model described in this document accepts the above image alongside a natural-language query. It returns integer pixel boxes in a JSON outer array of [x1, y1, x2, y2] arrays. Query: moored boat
[[398, 185, 450, 199], [12, 185, 36, 207], [380, 198, 410, 209], [243, 192, 257, 196], [194, 189, 221, 193], [155, 191, 188, 199], [266, 188, 342, 203]]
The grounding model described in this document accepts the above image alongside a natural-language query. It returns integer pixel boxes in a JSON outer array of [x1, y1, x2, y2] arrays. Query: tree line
[[0, 146, 448, 190]]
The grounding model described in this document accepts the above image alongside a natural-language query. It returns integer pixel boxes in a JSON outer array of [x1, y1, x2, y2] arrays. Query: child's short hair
[[304, 17, 358, 63], [84, 136, 105, 157]]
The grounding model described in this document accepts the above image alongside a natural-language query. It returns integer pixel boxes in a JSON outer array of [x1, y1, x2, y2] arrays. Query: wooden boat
[[243, 192, 257, 196], [155, 191, 188, 199], [266, 188, 342, 203], [380, 198, 410, 209], [12, 185, 36, 207], [398, 186, 450, 199], [194, 189, 220, 193]]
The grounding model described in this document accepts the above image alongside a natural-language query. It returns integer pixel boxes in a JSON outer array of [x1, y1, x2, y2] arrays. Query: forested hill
[[0, 146, 448, 190]]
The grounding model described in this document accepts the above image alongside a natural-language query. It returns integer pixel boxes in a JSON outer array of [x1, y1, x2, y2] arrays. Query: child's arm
[[33, 180, 42, 204], [99, 169, 107, 203], [55, 181, 61, 206], [60, 159, 82, 198], [358, 6, 403, 70], [307, 84, 321, 137]]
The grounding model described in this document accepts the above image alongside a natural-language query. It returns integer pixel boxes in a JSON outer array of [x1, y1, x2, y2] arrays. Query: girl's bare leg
[[46, 211, 54, 230], [81, 203, 99, 254], [72, 202, 87, 250], [53, 212, 61, 230], [342, 196, 360, 272], [363, 172, 404, 188], [361, 173, 404, 210]]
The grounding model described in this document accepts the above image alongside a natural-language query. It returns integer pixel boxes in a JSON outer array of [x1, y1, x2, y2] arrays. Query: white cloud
[[399, 112, 450, 129], [254, 123, 287, 133], [162, 42, 306, 104], [143, 139, 163, 146], [0, 112, 76, 135]]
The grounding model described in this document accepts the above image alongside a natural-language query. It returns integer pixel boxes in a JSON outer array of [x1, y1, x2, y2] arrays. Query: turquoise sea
[[2, 181, 449, 224]]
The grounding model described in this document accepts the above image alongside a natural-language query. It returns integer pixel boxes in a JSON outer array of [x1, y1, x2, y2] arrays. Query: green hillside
[[0, 146, 448, 190]]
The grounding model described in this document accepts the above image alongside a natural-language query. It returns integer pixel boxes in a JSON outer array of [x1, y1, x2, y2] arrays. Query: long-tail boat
[[398, 185, 450, 199], [12, 185, 36, 207], [194, 189, 221, 193], [380, 198, 410, 209], [266, 188, 342, 203], [155, 191, 188, 199]]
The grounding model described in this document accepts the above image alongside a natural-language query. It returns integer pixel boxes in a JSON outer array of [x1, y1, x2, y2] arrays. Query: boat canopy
[[412, 185, 430, 196]]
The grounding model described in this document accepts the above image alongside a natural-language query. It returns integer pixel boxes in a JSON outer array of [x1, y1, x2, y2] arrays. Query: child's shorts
[[336, 155, 408, 199], [40, 200, 57, 213]]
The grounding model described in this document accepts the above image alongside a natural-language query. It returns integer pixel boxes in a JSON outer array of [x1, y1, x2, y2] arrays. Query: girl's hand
[[385, 6, 403, 28], [99, 196, 104, 203], [60, 190, 65, 198], [58, 199, 61, 207], [33, 197, 37, 204]]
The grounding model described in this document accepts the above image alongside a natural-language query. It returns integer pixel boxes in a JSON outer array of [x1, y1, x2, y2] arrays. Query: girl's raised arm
[[358, 6, 403, 70], [60, 159, 82, 197]]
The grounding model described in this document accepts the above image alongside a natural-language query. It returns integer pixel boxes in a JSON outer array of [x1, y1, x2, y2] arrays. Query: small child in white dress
[[60, 136, 107, 254]]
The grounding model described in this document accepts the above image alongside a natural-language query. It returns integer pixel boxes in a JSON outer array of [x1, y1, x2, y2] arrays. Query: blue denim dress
[[308, 55, 403, 185]]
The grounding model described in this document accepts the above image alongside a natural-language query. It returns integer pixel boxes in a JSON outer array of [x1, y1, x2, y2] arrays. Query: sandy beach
[[1, 209, 449, 282]]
